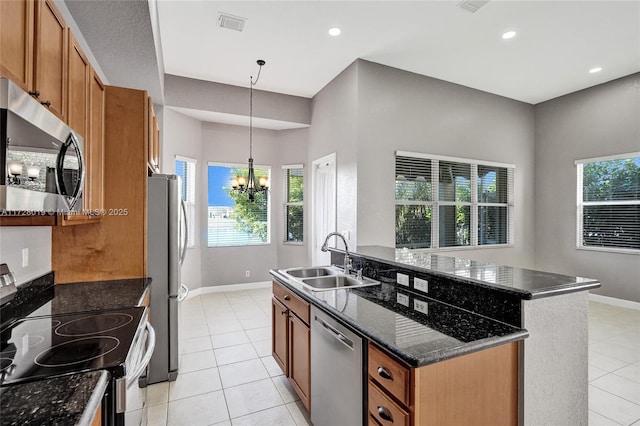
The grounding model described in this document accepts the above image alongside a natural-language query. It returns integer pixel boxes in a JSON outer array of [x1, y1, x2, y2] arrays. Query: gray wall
[[534, 73, 640, 302], [162, 108, 203, 290], [0, 227, 51, 285], [307, 62, 360, 260], [308, 60, 537, 268], [200, 123, 307, 286]]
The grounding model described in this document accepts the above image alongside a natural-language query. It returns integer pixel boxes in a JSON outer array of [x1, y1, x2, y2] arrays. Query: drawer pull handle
[[283, 295, 290, 300], [377, 366, 393, 381], [377, 406, 394, 422], [41, 100, 51, 107], [29, 90, 40, 98], [281, 310, 287, 316]]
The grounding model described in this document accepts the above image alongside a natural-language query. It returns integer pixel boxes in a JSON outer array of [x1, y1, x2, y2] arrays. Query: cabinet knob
[[28, 90, 40, 98], [377, 366, 393, 381], [281, 310, 287, 316], [283, 295, 290, 301], [377, 406, 394, 423], [41, 101, 51, 108]]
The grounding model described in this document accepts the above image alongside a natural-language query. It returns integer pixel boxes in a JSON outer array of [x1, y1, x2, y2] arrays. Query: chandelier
[[231, 59, 268, 202]]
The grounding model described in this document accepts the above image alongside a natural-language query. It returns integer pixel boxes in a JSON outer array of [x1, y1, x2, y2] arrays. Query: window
[[283, 165, 304, 242], [175, 156, 196, 248], [576, 153, 640, 253], [207, 163, 270, 247], [395, 151, 514, 250]]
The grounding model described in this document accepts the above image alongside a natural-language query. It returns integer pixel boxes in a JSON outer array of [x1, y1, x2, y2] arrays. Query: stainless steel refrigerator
[[145, 174, 189, 384]]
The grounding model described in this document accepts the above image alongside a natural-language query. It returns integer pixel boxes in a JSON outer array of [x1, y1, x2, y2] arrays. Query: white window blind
[[576, 153, 640, 253], [207, 162, 271, 247], [395, 151, 514, 250], [283, 165, 304, 243], [175, 156, 196, 248]]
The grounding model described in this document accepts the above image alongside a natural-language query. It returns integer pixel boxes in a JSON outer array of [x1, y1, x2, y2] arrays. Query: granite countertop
[[0, 370, 109, 426], [51, 277, 150, 314], [271, 270, 528, 367], [351, 245, 600, 299]]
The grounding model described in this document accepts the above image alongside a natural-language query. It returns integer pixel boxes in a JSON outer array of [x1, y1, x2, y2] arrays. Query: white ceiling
[[156, 0, 640, 105]]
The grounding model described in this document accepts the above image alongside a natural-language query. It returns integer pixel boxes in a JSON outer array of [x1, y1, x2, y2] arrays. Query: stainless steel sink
[[284, 267, 338, 278], [279, 266, 380, 292]]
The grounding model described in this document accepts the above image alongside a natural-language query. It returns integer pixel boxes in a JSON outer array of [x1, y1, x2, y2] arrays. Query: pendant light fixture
[[231, 59, 269, 202]]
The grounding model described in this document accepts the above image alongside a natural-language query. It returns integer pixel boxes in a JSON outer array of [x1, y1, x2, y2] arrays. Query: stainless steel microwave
[[1, 78, 85, 214]]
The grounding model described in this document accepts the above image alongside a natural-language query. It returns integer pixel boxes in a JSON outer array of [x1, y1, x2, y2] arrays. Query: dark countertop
[[50, 277, 150, 315], [350, 245, 600, 299], [270, 270, 528, 368], [0, 370, 109, 426]]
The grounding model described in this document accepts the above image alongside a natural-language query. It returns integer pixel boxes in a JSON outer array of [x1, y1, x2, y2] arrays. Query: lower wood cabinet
[[272, 280, 311, 411], [368, 341, 519, 426]]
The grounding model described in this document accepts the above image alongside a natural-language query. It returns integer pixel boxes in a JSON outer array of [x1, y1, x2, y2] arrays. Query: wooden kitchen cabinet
[[0, 0, 34, 91], [368, 341, 519, 426], [33, 0, 68, 120], [57, 34, 105, 226], [147, 97, 160, 174], [52, 86, 150, 283], [1, 0, 67, 120], [272, 280, 311, 411]]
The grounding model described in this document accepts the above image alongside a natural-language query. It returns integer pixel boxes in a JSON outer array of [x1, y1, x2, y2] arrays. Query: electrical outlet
[[414, 299, 429, 315], [396, 292, 409, 307], [245, 270, 250, 278], [414, 277, 429, 293], [340, 230, 351, 240], [396, 273, 409, 286], [21, 248, 28, 268]]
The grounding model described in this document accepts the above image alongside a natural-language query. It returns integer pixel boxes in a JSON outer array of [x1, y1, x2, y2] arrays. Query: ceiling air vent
[[218, 12, 246, 31], [458, 0, 490, 13]]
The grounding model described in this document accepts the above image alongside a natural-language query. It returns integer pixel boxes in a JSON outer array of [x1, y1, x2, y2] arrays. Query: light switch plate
[[414, 299, 428, 315], [414, 277, 429, 293], [21, 248, 28, 268], [396, 273, 409, 286], [397, 293, 410, 307]]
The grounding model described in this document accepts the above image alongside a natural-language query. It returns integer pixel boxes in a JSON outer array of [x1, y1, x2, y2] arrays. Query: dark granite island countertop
[[349, 245, 600, 299], [270, 270, 528, 367], [0, 370, 109, 426]]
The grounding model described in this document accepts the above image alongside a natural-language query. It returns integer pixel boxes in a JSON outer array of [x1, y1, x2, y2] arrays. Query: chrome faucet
[[321, 232, 352, 275]]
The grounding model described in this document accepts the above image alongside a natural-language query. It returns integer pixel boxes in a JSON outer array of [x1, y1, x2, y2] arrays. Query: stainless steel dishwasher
[[311, 305, 363, 426]]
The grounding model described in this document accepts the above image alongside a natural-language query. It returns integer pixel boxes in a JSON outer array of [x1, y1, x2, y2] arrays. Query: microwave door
[[54, 132, 84, 209]]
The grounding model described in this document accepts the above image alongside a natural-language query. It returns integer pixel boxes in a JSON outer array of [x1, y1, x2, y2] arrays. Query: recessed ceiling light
[[502, 31, 517, 40], [328, 27, 341, 37], [589, 67, 603, 74]]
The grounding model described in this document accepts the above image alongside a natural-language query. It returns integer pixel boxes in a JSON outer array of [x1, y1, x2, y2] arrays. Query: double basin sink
[[279, 265, 380, 292]]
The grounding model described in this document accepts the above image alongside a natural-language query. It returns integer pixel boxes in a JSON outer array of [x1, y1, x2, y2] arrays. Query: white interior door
[[312, 153, 336, 266]]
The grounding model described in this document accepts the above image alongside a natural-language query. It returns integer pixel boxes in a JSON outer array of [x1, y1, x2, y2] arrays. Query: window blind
[[577, 154, 640, 252], [395, 152, 514, 250], [175, 157, 196, 248], [284, 166, 304, 243]]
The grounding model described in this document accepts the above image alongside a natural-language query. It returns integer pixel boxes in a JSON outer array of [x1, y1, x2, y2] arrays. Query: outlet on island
[[414, 277, 429, 293], [397, 273, 409, 287]]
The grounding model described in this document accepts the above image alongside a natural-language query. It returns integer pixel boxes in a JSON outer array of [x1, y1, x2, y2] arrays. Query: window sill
[[576, 246, 639, 255], [401, 244, 515, 252], [283, 241, 304, 246]]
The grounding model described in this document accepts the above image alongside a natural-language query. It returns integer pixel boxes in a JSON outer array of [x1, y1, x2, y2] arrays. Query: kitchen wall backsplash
[[330, 251, 522, 327]]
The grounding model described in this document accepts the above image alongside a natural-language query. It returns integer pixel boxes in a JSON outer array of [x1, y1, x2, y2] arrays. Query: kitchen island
[[271, 246, 600, 426]]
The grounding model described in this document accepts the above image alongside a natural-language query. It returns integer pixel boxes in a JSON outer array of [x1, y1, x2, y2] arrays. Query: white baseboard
[[187, 281, 271, 299], [589, 293, 640, 310]]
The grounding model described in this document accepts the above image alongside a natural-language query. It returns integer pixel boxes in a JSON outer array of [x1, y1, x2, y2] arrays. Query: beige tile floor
[[145, 288, 639, 426]]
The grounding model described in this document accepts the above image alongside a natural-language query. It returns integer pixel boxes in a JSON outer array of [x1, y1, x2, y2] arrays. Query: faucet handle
[[356, 269, 363, 280]]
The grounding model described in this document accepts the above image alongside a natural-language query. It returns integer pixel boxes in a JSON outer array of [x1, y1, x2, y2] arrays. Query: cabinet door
[[147, 96, 155, 174], [272, 297, 288, 375], [289, 313, 311, 411], [33, 0, 67, 120], [67, 31, 89, 141], [0, 0, 34, 91], [87, 68, 105, 211]]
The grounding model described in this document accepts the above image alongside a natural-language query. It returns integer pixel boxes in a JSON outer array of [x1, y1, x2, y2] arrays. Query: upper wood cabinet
[[147, 97, 160, 174], [0, 0, 34, 91], [87, 68, 105, 212], [33, 0, 68, 120], [0, 0, 68, 120]]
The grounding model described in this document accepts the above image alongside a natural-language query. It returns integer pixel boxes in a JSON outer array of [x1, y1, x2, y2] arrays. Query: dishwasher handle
[[314, 315, 354, 350]]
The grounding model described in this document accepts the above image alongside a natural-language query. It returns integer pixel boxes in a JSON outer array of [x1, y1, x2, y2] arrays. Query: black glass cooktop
[[0, 306, 144, 386]]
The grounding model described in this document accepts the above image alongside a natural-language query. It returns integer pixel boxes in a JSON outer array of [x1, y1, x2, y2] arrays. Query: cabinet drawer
[[369, 414, 382, 426], [368, 343, 410, 406], [368, 381, 410, 426], [272, 280, 310, 325]]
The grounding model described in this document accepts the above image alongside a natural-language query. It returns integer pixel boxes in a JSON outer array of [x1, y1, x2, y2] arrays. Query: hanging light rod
[[231, 59, 269, 202]]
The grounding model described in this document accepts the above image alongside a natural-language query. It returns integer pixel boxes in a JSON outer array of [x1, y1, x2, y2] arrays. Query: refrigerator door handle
[[179, 198, 188, 265], [177, 284, 189, 302]]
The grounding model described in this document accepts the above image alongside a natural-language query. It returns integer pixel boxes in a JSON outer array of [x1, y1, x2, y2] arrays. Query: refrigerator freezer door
[[168, 175, 181, 298]]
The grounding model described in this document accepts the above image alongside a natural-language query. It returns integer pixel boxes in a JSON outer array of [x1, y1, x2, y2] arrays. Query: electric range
[[0, 306, 152, 426]]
